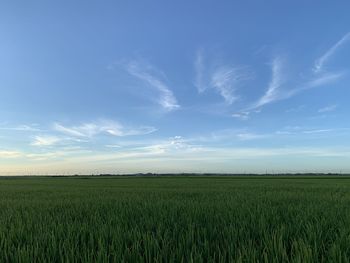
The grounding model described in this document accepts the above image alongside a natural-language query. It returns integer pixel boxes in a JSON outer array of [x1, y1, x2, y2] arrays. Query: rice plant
[[0, 176, 349, 262]]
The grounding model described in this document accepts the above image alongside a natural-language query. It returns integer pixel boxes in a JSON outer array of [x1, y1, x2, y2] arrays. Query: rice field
[[0, 176, 349, 262]]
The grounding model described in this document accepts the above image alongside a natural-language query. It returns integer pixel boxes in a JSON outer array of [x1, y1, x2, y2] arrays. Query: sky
[[1, 0, 350, 175]]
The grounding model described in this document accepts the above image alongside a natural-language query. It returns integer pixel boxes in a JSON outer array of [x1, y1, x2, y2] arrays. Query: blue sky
[[1, 0, 350, 174]]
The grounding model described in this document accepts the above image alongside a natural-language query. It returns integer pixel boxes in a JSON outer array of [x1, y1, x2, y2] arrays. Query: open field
[[0, 176, 350, 262]]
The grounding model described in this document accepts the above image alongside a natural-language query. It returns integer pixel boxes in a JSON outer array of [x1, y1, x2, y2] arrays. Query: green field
[[0, 176, 350, 262]]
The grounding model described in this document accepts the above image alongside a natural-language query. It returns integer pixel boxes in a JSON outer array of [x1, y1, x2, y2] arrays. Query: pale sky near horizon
[[1, 1, 350, 174]]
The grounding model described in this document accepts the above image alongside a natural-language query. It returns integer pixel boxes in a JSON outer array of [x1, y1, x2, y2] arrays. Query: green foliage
[[0, 176, 349, 262]]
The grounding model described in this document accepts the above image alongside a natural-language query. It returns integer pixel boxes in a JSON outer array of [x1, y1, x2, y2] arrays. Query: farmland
[[0, 176, 349, 262]]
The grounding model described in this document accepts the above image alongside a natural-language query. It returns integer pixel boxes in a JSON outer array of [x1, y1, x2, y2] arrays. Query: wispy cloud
[[25, 148, 92, 161], [211, 66, 251, 104], [26, 152, 66, 161], [53, 120, 157, 138], [302, 129, 333, 134], [0, 150, 22, 158], [275, 126, 339, 136], [300, 72, 344, 91], [53, 123, 88, 137], [194, 126, 343, 144], [194, 50, 253, 104], [48, 146, 350, 167], [0, 124, 42, 132], [232, 111, 250, 120], [125, 60, 180, 111], [194, 49, 206, 93], [194, 129, 269, 143], [277, 71, 344, 102], [244, 57, 344, 114], [31, 136, 61, 146], [236, 133, 268, 141], [196, 147, 350, 159], [313, 32, 350, 74], [138, 136, 202, 155], [231, 109, 261, 120], [105, 144, 122, 148], [194, 49, 343, 117], [318, 104, 338, 113], [253, 56, 286, 108]]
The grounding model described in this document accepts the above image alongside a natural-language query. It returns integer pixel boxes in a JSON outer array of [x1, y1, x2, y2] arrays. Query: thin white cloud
[[194, 50, 253, 104], [318, 104, 338, 113], [236, 133, 267, 141], [275, 126, 340, 136], [3, 139, 350, 174], [232, 108, 261, 120], [313, 32, 350, 74], [302, 129, 333, 134], [193, 129, 269, 143], [0, 124, 42, 132], [275, 72, 344, 104], [31, 136, 61, 146], [105, 144, 122, 148], [254, 56, 286, 108], [299, 72, 344, 92], [52, 146, 350, 166], [53, 123, 87, 137], [194, 49, 206, 93], [0, 150, 22, 158], [195, 147, 349, 159], [26, 152, 66, 161], [232, 111, 250, 120], [194, 51, 342, 117], [211, 66, 251, 104], [53, 120, 157, 138], [243, 58, 344, 114], [192, 126, 343, 144], [126, 60, 180, 111], [25, 148, 93, 161], [139, 136, 201, 155]]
